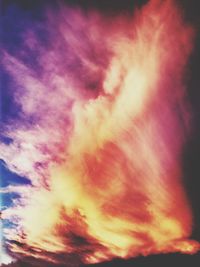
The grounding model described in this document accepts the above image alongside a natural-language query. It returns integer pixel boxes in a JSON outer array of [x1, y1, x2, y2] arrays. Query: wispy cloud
[[0, 0, 199, 265]]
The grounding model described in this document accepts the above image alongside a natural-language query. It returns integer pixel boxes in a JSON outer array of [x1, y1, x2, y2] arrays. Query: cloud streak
[[1, 0, 199, 265]]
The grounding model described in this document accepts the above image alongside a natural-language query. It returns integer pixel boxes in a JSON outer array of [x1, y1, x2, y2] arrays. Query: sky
[[1, 0, 200, 266]]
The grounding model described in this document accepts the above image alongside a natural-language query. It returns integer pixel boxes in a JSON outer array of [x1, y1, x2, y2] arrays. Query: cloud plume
[[1, 0, 199, 265]]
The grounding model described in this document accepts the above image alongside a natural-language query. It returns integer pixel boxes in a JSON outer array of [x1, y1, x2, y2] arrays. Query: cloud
[[0, 0, 198, 265]]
